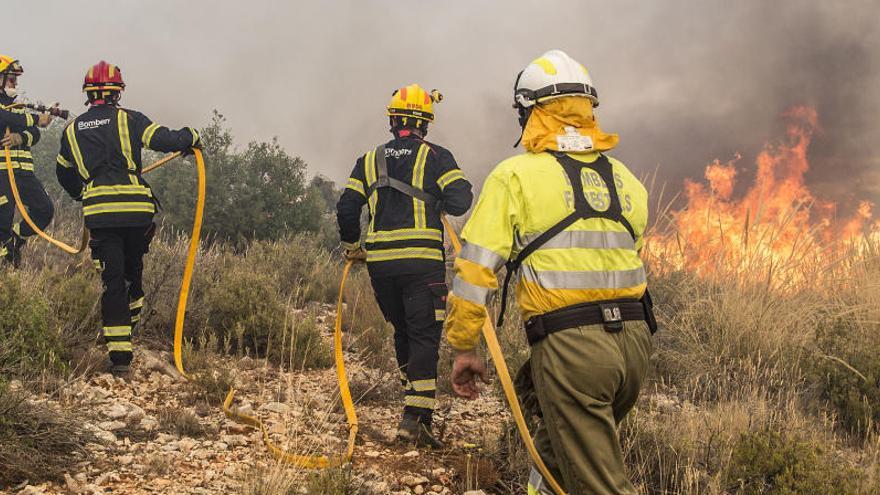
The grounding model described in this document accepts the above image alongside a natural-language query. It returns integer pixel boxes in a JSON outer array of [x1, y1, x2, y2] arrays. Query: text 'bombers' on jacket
[[56, 105, 199, 229]]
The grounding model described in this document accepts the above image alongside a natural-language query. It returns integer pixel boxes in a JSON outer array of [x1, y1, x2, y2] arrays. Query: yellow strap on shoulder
[[441, 215, 567, 495]]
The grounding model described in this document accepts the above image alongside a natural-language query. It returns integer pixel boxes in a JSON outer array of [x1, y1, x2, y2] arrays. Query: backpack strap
[[496, 152, 637, 326], [365, 144, 439, 208]]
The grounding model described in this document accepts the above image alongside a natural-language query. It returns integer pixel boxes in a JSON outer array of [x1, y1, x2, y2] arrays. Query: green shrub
[[812, 313, 880, 437], [272, 312, 334, 370], [724, 429, 862, 494], [0, 271, 63, 377], [145, 112, 328, 248], [41, 267, 101, 343], [203, 261, 286, 358], [243, 236, 341, 305], [304, 467, 357, 494]]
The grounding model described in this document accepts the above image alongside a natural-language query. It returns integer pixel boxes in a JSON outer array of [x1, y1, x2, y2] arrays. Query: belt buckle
[[599, 303, 624, 333], [525, 317, 547, 345]]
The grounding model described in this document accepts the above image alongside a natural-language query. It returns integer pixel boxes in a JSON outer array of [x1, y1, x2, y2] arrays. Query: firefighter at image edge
[[55, 61, 201, 376], [0, 54, 56, 267], [446, 50, 659, 495], [336, 84, 474, 448]]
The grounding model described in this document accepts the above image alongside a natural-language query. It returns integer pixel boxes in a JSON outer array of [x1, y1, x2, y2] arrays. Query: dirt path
[[5, 342, 512, 495]]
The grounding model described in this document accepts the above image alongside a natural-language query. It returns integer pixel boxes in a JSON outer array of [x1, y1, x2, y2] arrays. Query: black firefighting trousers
[[89, 225, 154, 366], [0, 173, 54, 257], [370, 269, 447, 424]]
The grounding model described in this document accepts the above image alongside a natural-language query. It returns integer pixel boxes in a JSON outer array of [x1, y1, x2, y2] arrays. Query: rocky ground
[[2, 309, 514, 495]]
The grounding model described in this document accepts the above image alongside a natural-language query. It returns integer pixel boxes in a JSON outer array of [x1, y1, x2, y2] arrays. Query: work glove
[[0, 132, 23, 148], [182, 128, 202, 156], [37, 113, 52, 128], [343, 247, 367, 263]]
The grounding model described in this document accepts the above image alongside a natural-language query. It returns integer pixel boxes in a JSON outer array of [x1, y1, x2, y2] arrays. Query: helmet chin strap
[[1, 73, 15, 99], [513, 106, 532, 148]]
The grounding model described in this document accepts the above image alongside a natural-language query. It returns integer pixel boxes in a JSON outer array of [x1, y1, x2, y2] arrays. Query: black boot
[[7, 234, 25, 268], [105, 356, 131, 379], [397, 414, 444, 449]]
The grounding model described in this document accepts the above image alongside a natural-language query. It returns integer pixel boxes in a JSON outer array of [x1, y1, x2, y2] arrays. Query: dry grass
[[0, 383, 93, 488], [6, 203, 880, 493]]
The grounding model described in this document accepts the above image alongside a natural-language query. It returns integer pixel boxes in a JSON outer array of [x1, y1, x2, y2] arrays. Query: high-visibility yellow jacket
[[445, 150, 649, 351]]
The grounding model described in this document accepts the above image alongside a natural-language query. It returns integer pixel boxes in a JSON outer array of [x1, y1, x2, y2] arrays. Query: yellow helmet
[[0, 54, 23, 76], [387, 84, 443, 123]]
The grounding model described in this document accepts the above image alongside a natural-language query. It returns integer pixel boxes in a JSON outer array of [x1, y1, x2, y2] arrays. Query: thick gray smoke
[[5, 0, 879, 207]]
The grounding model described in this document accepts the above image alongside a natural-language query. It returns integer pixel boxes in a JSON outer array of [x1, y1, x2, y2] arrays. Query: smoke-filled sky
[[5, 0, 880, 209]]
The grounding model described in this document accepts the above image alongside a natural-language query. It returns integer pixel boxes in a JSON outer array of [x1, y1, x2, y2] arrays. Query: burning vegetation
[[646, 106, 878, 287]]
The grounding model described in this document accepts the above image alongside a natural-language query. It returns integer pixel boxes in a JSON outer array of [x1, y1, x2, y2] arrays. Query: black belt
[[524, 299, 649, 346]]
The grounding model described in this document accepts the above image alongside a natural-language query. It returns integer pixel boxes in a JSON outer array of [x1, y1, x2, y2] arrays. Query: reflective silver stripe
[[103, 326, 131, 337], [367, 228, 442, 243], [366, 247, 442, 262], [528, 467, 551, 495], [56, 154, 72, 168], [520, 230, 636, 250], [405, 395, 436, 409], [117, 110, 137, 171], [437, 169, 466, 190], [66, 124, 88, 180], [142, 123, 161, 147], [346, 178, 365, 197], [452, 277, 493, 305], [459, 242, 506, 271], [411, 379, 436, 392], [520, 265, 646, 289], [188, 127, 199, 146]]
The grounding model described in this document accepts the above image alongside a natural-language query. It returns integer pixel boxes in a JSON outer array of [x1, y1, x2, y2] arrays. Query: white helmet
[[513, 50, 599, 110]]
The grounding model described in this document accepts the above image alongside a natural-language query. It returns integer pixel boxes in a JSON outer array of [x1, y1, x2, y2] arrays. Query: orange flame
[[646, 106, 878, 285]]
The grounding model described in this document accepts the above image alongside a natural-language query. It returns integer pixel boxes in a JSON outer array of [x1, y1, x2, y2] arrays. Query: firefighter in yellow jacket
[[446, 50, 656, 494]]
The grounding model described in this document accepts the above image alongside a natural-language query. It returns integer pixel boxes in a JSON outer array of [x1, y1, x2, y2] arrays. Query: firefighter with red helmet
[[56, 61, 201, 375], [0, 54, 55, 267]]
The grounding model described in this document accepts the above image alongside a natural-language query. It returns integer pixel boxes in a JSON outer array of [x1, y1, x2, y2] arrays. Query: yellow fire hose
[[4, 135, 88, 254], [3, 132, 184, 256], [440, 216, 566, 495], [221, 260, 358, 468], [5, 124, 559, 488]]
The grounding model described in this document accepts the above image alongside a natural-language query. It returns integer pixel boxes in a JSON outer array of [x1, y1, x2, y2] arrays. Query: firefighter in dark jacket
[[0, 54, 54, 267], [336, 84, 473, 447], [56, 61, 201, 375]]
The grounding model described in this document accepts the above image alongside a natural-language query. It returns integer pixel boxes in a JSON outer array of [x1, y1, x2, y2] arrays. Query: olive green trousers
[[520, 320, 653, 495]]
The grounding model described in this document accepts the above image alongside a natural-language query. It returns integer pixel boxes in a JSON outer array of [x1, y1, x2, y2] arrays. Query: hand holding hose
[[1, 132, 23, 147], [344, 247, 367, 263]]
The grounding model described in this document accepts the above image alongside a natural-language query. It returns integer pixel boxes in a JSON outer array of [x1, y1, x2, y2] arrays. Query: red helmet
[[83, 61, 125, 93]]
